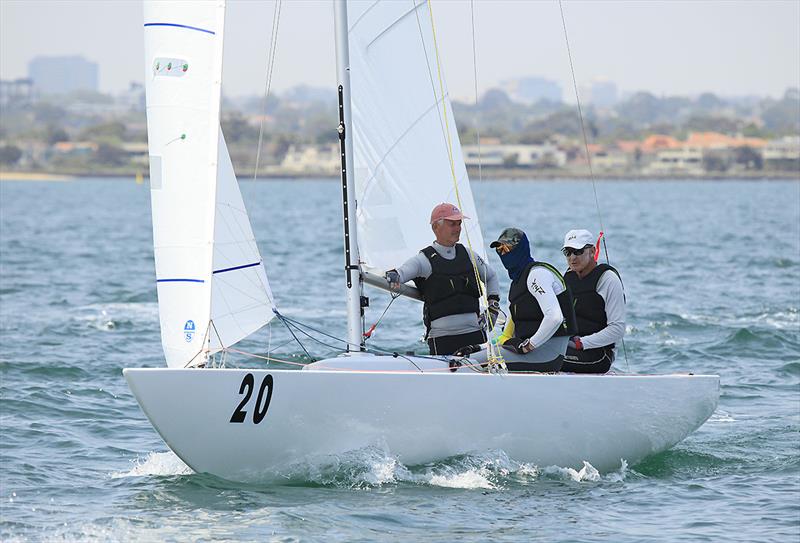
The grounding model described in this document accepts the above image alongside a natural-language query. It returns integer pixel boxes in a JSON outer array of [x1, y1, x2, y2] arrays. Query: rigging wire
[[253, 0, 283, 180], [364, 290, 401, 340], [469, 0, 484, 186], [557, 0, 629, 371]]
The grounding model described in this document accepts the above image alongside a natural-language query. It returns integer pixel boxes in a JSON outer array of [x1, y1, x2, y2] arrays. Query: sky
[[1, 0, 799, 101]]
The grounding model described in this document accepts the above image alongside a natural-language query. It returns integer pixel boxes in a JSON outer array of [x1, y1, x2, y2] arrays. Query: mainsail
[[347, 0, 486, 275], [143, 0, 275, 368]]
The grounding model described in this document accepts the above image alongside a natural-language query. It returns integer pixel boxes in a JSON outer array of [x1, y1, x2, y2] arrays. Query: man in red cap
[[385, 202, 500, 355]]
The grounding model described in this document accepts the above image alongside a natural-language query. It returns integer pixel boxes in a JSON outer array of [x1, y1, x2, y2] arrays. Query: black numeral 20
[[230, 373, 273, 424]]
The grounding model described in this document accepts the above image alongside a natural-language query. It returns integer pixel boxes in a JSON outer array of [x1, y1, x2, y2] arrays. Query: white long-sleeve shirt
[[580, 269, 626, 350], [523, 265, 566, 348]]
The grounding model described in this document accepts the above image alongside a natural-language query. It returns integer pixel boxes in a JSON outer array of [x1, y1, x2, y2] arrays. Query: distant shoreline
[[1, 169, 797, 182], [0, 171, 76, 181]]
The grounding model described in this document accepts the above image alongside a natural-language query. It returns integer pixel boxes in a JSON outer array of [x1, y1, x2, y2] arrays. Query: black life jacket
[[413, 244, 481, 331], [564, 263, 621, 361], [508, 261, 578, 340]]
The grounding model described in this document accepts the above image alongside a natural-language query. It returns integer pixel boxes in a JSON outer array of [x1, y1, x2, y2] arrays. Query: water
[[1, 178, 798, 541]]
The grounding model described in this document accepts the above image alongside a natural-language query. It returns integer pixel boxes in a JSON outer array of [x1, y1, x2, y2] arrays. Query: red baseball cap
[[430, 203, 469, 224]]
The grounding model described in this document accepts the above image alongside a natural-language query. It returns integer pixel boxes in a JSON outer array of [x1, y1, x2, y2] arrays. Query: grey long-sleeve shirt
[[395, 241, 500, 339]]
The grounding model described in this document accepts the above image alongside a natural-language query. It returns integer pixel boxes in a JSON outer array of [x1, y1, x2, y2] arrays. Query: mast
[[334, 0, 365, 352]]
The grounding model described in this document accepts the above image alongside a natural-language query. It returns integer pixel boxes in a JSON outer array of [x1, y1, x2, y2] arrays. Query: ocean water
[[1, 178, 798, 542]]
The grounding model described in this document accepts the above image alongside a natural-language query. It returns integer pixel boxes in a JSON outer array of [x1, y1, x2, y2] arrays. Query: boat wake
[[112, 448, 630, 488], [111, 451, 192, 478]]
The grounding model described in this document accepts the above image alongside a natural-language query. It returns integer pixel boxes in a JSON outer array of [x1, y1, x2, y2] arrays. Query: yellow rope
[[426, 0, 504, 370]]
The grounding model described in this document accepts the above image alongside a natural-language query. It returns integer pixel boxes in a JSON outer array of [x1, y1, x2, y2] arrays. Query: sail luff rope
[[253, 0, 283, 180], [426, 0, 504, 369], [558, 0, 629, 371]]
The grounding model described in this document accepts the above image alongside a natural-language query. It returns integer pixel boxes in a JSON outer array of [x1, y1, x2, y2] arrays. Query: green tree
[[81, 121, 127, 143], [46, 126, 69, 144], [95, 143, 126, 166], [0, 145, 22, 166], [734, 146, 763, 170]]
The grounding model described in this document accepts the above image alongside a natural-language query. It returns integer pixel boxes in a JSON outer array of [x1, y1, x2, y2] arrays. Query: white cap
[[563, 229, 594, 249]]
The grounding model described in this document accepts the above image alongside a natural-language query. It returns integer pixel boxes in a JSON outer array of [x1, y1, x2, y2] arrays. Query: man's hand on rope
[[502, 336, 534, 355], [453, 344, 482, 358], [385, 270, 401, 291]]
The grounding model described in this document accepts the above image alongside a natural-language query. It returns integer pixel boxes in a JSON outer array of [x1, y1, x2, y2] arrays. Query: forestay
[[347, 0, 485, 274], [143, 0, 275, 368]]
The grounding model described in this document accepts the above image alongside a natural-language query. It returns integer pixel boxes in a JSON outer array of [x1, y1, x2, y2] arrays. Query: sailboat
[[124, 0, 719, 483]]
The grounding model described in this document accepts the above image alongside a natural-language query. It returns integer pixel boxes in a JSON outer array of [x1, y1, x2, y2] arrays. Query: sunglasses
[[495, 242, 515, 255], [562, 246, 591, 257]]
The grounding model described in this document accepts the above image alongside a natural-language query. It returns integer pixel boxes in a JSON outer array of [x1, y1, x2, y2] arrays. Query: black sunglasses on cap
[[562, 246, 592, 257]]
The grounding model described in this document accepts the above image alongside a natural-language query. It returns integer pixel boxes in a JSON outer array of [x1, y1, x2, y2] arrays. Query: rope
[[558, 0, 629, 371], [252, 0, 283, 180], [364, 291, 400, 340], [425, 0, 504, 370]]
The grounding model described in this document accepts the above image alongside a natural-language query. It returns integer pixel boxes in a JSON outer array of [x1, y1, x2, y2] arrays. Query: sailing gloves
[[453, 344, 482, 358], [568, 336, 584, 351], [502, 336, 534, 355], [487, 295, 500, 328], [385, 270, 401, 289]]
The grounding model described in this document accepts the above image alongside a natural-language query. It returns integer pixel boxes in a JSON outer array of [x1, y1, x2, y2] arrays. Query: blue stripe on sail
[[213, 261, 261, 275], [157, 278, 205, 283], [144, 23, 216, 35]]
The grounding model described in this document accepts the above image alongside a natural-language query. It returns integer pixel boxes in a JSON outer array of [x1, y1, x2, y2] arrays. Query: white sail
[[347, 0, 485, 274], [143, 1, 274, 367], [209, 131, 276, 352]]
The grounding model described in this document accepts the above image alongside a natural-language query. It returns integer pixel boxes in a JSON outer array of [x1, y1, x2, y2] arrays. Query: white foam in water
[[75, 302, 159, 331], [679, 309, 799, 331], [427, 469, 496, 489], [286, 447, 545, 490], [709, 409, 736, 423], [419, 450, 540, 490], [544, 459, 629, 483], [111, 451, 193, 478]]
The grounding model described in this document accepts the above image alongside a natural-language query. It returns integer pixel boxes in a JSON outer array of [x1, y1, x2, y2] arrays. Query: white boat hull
[[124, 358, 719, 483]]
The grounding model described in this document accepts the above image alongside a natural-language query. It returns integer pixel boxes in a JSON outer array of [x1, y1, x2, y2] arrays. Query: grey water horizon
[[0, 177, 798, 542]]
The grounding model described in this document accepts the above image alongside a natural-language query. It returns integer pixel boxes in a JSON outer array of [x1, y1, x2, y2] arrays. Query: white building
[[643, 147, 704, 176], [279, 144, 339, 175], [462, 143, 567, 169]]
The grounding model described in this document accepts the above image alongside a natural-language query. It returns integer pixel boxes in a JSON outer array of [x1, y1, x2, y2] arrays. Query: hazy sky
[[1, 0, 798, 100]]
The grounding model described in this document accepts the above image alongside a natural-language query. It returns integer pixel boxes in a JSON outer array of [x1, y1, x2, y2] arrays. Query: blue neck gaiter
[[499, 233, 534, 281]]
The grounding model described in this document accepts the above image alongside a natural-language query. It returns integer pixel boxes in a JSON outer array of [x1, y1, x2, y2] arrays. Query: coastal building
[[0, 78, 34, 107], [462, 143, 567, 169], [643, 147, 704, 176], [501, 77, 562, 105], [279, 144, 339, 175], [28, 56, 98, 95], [763, 136, 800, 171]]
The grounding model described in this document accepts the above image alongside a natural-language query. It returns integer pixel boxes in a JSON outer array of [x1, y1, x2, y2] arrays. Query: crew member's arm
[[580, 271, 626, 349], [525, 267, 564, 348], [387, 253, 432, 285]]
